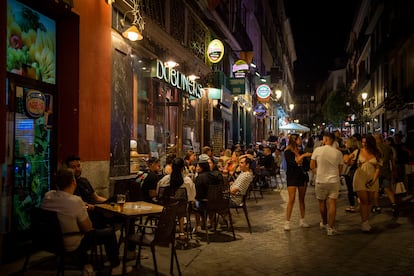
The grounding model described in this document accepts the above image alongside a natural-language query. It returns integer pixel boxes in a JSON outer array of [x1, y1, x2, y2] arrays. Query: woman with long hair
[[157, 157, 195, 239], [284, 134, 312, 230], [343, 136, 362, 213], [352, 134, 382, 232]]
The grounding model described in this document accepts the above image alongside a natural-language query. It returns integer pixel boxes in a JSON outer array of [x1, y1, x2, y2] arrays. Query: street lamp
[[361, 92, 368, 133], [289, 103, 294, 111], [275, 89, 282, 100]]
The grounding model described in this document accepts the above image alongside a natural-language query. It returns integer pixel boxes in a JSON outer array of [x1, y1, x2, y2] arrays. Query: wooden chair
[[127, 201, 181, 275], [22, 207, 97, 275], [230, 192, 252, 233]]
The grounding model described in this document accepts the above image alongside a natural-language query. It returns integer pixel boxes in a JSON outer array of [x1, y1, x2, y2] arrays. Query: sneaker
[[284, 221, 290, 231], [299, 219, 310, 228], [319, 221, 327, 230], [371, 206, 381, 213], [345, 206, 356, 213], [361, 221, 372, 232], [111, 264, 133, 276], [327, 227, 338, 236]]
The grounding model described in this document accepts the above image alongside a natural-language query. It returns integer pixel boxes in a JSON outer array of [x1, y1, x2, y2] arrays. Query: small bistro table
[[95, 201, 164, 275]]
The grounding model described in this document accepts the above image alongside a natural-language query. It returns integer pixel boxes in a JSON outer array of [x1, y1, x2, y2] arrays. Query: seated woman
[[157, 157, 196, 240]]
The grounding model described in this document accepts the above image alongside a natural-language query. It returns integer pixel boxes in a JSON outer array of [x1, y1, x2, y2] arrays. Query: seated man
[[66, 155, 108, 208], [140, 157, 162, 203], [256, 145, 275, 187], [41, 168, 132, 275], [229, 156, 254, 206]]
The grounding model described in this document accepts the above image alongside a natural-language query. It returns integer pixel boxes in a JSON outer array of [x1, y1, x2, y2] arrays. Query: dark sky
[[284, 0, 358, 86]]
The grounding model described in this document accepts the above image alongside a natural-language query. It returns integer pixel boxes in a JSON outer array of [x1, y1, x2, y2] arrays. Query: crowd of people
[[40, 129, 413, 274]]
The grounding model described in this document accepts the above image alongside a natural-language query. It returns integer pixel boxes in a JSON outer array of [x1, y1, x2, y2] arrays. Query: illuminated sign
[[151, 59, 202, 99], [256, 84, 271, 102], [25, 90, 45, 118], [232, 59, 249, 78], [207, 39, 224, 63]]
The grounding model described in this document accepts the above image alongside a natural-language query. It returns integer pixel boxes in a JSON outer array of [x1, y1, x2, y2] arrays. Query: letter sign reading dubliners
[[207, 39, 224, 63], [151, 59, 202, 99], [256, 84, 271, 102]]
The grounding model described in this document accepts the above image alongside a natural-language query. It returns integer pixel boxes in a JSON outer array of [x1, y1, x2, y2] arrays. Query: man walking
[[310, 132, 344, 235]]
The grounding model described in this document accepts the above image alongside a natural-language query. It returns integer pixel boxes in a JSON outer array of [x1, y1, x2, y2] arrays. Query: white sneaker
[[284, 221, 290, 231], [111, 264, 133, 276], [327, 227, 338, 236], [319, 221, 327, 230], [299, 219, 310, 228], [361, 221, 372, 232]]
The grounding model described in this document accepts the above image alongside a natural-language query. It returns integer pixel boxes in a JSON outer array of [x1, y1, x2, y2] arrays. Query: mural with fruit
[[7, 0, 56, 84]]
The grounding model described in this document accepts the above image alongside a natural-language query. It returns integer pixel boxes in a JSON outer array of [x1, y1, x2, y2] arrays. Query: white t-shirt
[[311, 145, 344, 183], [157, 174, 196, 202], [41, 190, 88, 251]]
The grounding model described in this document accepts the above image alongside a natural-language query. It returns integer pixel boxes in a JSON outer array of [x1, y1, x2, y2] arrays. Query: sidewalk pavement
[[2, 181, 414, 275]]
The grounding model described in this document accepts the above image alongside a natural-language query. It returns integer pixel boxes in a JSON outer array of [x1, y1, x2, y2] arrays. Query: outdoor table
[[95, 201, 164, 275]]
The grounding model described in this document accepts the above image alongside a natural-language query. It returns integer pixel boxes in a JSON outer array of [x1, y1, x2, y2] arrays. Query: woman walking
[[284, 134, 312, 231], [352, 134, 382, 232]]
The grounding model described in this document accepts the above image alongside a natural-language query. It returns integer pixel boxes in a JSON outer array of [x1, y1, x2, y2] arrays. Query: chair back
[[153, 201, 179, 247], [31, 207, 65, 254], [158, 187, 188, 217], [206, 184, 230, 212]]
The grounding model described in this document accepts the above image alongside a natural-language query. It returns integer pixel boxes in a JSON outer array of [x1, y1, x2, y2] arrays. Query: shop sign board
[[207, 39, 224, 63], [232, 59, 249, 78], [256, 84, 271, 102], [227, 77, 246, 95], [253, 103, 267, 119], [151, 59, 202, 99]]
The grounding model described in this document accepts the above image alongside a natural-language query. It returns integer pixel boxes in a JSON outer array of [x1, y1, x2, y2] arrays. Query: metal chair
[[22, 207, 96, 275], [201, 184, 236, 243], [230, 192, 252, 233], [127, 201, 181, 275]]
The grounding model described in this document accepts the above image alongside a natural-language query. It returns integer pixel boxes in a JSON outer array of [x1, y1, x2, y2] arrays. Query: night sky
[[284, 0, 358, 87]]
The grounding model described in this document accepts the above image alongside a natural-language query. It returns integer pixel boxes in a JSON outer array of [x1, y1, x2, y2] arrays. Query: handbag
[[394, 182, 407, 194]]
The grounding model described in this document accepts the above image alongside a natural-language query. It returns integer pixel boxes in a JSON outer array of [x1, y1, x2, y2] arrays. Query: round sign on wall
[[256, 84, 271, 101], [207, 39, 224, 63]]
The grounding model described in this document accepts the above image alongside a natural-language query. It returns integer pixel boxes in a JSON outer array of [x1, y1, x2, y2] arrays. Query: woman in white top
[[157, 157, 195, 239]]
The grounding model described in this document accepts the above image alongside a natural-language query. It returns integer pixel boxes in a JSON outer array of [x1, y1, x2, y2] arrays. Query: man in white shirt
[[310, 132, 344, 236], [229, 156, 254, 206]]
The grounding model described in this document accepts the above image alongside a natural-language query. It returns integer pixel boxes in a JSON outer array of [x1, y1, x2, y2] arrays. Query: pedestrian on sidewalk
[[352, 134, 382, 232], [283, 134, 312, 230], [373, 133, 399, 217], [310, 132, 344, 235]]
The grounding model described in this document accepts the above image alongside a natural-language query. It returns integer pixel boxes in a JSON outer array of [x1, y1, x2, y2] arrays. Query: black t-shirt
[[74, 177, 97, 204], [141, 171, 162, 202]]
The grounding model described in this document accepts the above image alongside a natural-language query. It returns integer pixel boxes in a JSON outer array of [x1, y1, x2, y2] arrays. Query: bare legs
[[357, 190, 374, 223], [285, 185, 307, 221]]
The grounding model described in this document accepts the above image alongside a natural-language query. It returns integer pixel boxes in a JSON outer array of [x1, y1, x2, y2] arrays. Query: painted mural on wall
[[6, 0, 56, 84]]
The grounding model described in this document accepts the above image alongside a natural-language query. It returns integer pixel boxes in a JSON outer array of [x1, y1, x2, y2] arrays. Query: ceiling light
[[165, 60, 179, 68], [188, 74, 200, 81]]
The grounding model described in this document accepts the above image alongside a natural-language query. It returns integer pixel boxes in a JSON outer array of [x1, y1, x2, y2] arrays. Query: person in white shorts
[[310, 132, 344, 236]]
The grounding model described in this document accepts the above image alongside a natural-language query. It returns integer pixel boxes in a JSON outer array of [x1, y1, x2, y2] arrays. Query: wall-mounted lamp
[[164, 60, 179, 68], [120, 0, 145, 41], [361, 92, 368, 101], [188, 74, 200, 81], [275, 89, 282, 100], [289, 103, 294, 111]]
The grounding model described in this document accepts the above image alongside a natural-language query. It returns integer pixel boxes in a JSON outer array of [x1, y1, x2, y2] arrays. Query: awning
[[279, 123, 310, 132]]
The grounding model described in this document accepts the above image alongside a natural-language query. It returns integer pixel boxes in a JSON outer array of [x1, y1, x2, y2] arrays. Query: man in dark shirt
[[66, 155, 108, 207], [141, 157, 162, 202], [257, 146, 275, 187]]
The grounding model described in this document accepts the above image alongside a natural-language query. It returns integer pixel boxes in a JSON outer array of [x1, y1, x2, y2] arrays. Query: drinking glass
[[116, 194, 126, 211]]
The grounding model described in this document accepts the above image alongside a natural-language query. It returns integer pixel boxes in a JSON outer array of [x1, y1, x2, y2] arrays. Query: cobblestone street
[[3, 181, 414, 276]]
